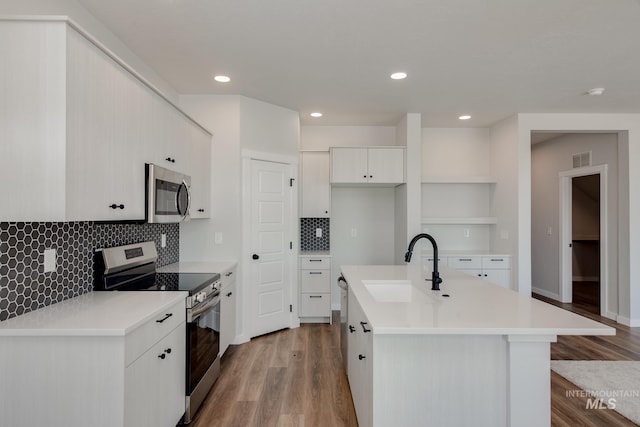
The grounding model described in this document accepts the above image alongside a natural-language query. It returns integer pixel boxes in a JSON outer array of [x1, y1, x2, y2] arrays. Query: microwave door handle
[[177, 180, 191, 218]]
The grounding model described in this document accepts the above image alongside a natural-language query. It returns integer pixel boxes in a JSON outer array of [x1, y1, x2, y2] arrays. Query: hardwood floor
[[191, 292, 640, 427], [189, 314, 358, 427], [535, 288, 640, 427]]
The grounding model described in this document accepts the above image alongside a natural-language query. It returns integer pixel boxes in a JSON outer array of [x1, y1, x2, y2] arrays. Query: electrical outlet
[[463, 228, 470, 238], [351, 228, 357, 238], [214, 232, 223, 244], [315, 228, 322, 238], [161, 234, 167, 248], [547, 226, 553, 236], [43, 248, 56, 273]]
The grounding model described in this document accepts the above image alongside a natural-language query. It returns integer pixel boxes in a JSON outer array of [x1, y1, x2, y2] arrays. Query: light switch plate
[[161, 234, 167, 248]]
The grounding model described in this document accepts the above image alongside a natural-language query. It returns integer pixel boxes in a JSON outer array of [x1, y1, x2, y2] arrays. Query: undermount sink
[[362, 280, 414, 302]]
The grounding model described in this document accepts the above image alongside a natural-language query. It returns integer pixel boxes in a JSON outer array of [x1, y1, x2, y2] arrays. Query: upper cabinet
[[0, 18, 211, 222], [330, 147, 405, 185], [300, 151, 331, 218]]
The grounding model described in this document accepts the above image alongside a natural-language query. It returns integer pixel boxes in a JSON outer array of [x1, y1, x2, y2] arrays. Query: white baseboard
[[531, 286, 562, 301], [617, 316, 640, 327], [604, 311, 618, 322]]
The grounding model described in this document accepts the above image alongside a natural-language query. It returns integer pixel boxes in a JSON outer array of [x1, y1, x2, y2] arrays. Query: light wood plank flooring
[[189, 315, 357, 427], [191, 290, 639, 427]]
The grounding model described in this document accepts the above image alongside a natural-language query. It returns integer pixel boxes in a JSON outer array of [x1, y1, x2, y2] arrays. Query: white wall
[[531, 134, 618, 315], [519, 113, 639, 327], [179, 94, 299, 342], [423, 128, 491, 177], [0, 0, 178, 101]]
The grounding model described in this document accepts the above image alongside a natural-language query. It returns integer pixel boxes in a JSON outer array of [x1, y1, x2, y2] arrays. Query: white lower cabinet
[[220, 266, 237, 356], [347, 288, 373, 427], [125, 323, 186, 427], [299, 255, 331, 322], [426, 254, 512, 289]]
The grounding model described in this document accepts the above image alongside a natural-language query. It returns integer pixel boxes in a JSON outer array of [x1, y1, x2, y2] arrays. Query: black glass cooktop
[[152, 272, 220, 293]]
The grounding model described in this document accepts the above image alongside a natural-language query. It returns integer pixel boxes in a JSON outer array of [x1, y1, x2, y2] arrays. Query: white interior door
[[250, 159, 292, 337]]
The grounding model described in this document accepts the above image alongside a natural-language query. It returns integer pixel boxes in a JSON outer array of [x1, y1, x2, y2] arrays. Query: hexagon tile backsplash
[[0, 222, 179, 322]]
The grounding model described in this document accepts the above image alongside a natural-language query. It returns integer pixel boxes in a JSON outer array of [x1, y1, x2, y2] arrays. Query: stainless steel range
[[95, 241, 221, 424]]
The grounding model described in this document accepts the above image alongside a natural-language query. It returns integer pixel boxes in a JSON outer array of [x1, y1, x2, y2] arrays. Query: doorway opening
[[559, 165, 608, 317], [569, 174, 601, 314]]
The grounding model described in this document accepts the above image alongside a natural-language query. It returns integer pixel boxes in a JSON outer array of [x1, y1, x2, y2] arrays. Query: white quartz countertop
[[341, 265, 615, 336], [0, 291, 187, 337], [157, 261, 237, 274]]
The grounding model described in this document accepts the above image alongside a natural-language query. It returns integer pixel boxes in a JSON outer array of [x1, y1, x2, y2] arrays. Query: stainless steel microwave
[[145, 163, 191, 223]]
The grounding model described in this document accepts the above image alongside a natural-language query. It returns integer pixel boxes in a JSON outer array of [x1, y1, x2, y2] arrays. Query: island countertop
[[341, 264, 615, 336]]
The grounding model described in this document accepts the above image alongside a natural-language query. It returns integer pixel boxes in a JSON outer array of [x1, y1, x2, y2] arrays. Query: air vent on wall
[[572, 151, 592, 168]]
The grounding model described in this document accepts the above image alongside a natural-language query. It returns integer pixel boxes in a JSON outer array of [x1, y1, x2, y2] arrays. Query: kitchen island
[[341, 265, 614, 427]]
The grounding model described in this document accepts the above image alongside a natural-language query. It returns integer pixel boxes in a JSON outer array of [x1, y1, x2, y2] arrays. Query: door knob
[[252, 254, 260, 260]]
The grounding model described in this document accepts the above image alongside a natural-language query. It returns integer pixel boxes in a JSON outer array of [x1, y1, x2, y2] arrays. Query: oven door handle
[[188, 294, 220, 322]]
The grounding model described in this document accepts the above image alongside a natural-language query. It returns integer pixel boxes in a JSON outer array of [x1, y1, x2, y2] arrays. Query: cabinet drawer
[[125, 299, 186, 366], [221, 267, 237, 289], [481, 256, 511, 269], [449, 256, 481, 269], [421, 256, 448, 267], [301, 270, 331, 293], [300, 257, 330, 270], [300, 293, 331, 317]]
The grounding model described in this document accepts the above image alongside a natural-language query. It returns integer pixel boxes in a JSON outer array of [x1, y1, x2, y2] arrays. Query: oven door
[[185, 294, 220, 423]]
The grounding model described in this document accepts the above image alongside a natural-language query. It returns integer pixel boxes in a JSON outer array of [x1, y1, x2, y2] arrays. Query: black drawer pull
[[225, 272, 233, 277], [309, 259, 323, 262], [309, 272, 323, 275], [459, 258, 472, 261], [309, 295, 323, 298], [227, 292, 233, 297], [108, 204, 125, 210], [158, 353, 166, 360], [164, 348, 172, 354], [349, 325, 356, 333], [360, 321, 371, 333], [156, 313, 173, 323], [490, 258, 504, 262], [197, 208, 205, 212], [165, 157, 176, 163], [359, 354, 366, 360]]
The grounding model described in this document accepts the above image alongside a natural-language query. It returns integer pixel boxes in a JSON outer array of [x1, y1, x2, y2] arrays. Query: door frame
[[558, 164, 608, 316], [241, 149, 299, 341]]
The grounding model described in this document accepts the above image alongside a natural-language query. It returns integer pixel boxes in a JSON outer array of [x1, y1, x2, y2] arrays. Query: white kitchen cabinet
[[347, 287, 373, 427], [181, 116, 212, 219], [444, 254, 512, 289], [220, 266, 237, 356], [0, 292, 187, 427], [0, 18, 211, 222], [300, 151, 331, 217], [125, 322, 186, 427], [299, 255, 331, 322], [330, 147, 405, 185]]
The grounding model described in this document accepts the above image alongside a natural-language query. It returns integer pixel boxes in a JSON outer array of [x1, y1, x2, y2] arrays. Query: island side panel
[[373, 334, 507, 427], [507, 335, 555, 427]]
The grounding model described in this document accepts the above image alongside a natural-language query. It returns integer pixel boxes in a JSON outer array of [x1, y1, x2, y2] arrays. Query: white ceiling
[[75, 0, 640, 127]]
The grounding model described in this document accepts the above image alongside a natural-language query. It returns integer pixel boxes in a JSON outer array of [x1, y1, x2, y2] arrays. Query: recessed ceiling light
[[214, 75, 231, 83], [310, 112, 323, 118], [458, 115, 471, 120], [586, 87, 605, 96], [390, 72, 407, 80]]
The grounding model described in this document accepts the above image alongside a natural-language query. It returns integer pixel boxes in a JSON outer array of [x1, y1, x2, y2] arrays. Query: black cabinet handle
[[109, 204, 125, 210], [164, 348, 172, 354], [363, 175, 367, 178], [360, 321, 371, 333], [309, 272, 323, 275], [359, 354, 366, 360], [158, 353, 166, 360], [227, 292, 233, 297], [165, 157, 176, 163], [309, 259, 322, 262], [349, 325, 356, 333], [225, 272, 233, 277], [309, 295, 322, 299], [252, 254, 259, 260], [156, 313, 173, 323], [369, 175, 373, 178], [197, 208, 205, 213]]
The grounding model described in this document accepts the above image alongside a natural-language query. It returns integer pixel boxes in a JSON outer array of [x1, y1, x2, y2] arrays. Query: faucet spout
[[405, 233, 443, 291]]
